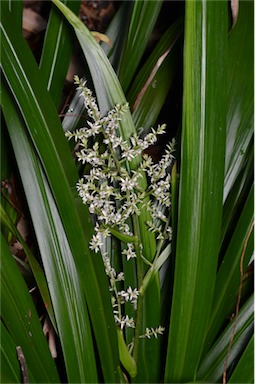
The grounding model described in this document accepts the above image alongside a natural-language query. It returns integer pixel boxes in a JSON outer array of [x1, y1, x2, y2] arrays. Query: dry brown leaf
[[230, 0, 239, 30], [91, 31, 112, 47]]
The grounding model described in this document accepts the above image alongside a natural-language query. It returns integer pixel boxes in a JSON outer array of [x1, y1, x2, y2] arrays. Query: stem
[[131, 214, 144, 364], [133, 291, 143, 364]]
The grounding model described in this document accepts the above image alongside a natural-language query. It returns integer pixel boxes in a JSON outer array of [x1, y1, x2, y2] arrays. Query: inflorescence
[[66, 76, 175, 339]]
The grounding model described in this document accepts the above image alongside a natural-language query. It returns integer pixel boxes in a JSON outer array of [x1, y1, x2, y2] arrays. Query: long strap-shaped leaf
[[1, 204, 57, 332], [130, 18, 182, 130], [117, 0, 163, 92], [1, 233, 60, 383], [1, 321, 20, 383], [39, 0, 81, 107], [164, 1, 228, 381], [197, 294, 254, 382], [1, 82, 98, 382], [204, 185, 254, 351], [224, 0, 254, 202], [0, 9, 119, 383], [228, 334, 254, 383]]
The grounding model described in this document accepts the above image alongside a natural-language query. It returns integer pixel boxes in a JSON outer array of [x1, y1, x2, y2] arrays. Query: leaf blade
[[164, 1, 228, 381], [1, 233, 60, 383], [197, 294, 254, 382], [39, 0, 81, 107], [0, 11, 120, 381]]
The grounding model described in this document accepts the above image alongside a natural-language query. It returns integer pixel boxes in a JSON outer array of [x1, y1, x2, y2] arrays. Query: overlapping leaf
[[1, 7, 119, 382]]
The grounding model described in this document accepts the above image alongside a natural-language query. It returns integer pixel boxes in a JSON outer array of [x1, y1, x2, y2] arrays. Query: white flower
[[99, 226, 111, 239], [139, 326, 165, 339], [102, 253, 118, 282], [166, 226, 173, 240], [112, 136, 123, 149], [119, 223, 134, 236], [74, 76, 100, 121], [156, 210, 168, 222], [89, 234, 103, 253], [116, 272, 124, 282], [99, 183, 114, 198], [126, 286, 139, 301], [114, 315, 135, 330], [87, 120, 101, 136], [119, 176, 138, 192], [156, 232, 165, 241], [117, 287, 139, 303], [122, 243, 137, 261]]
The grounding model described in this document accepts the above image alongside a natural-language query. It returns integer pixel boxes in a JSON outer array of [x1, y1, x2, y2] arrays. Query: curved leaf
[[130, 19, 182, 130], [204, 185, 254, 350], [0, 204, 57, 332], [0, 10, 120, 381], [1, 83, 98, 383], [117, 0, 163, 92], [224, 0, 254, 202], [228, 334, 254, 383], [197, 294, 254, 382], [1, 233, 60, 383]]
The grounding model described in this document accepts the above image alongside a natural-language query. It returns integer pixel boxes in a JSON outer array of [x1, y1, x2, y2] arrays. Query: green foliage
[[0, 0, 253, 383], [165, 2, 228, 380]]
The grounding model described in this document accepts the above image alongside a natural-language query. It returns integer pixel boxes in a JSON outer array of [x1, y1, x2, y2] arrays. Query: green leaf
[[102, 1, 164, 94], [109, 227, 139, 244], [228, 334, 254, 383], [0, 204, 57, 331], [1, 10, 120, 381], [39, 0, 81, 107], [164, 1, 228, 381], [202, 0, 254, 355], [140, 244, 171, 295], [102, 1, 134, 66], [128, 18, 182, 130], [1, 83, 99, 383], [117, 0, 163, 92], [204, 185, 254, 351], [52, 0, 133, 125], [0, 120, 13, 182], [1, 322, 20, 383], [197, 294, 254, 382], [224, 0, 254, 202], [1, 233, 60, 383], [221, 144, 253, 246], [117, 328, 137, 378], [4, 0, 22, 30]]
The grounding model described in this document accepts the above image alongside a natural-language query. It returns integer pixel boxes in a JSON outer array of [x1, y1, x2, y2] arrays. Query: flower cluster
[[102, 253, 138, 327], [139, 326, 165, 339], [66, 77, 174, 336]]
